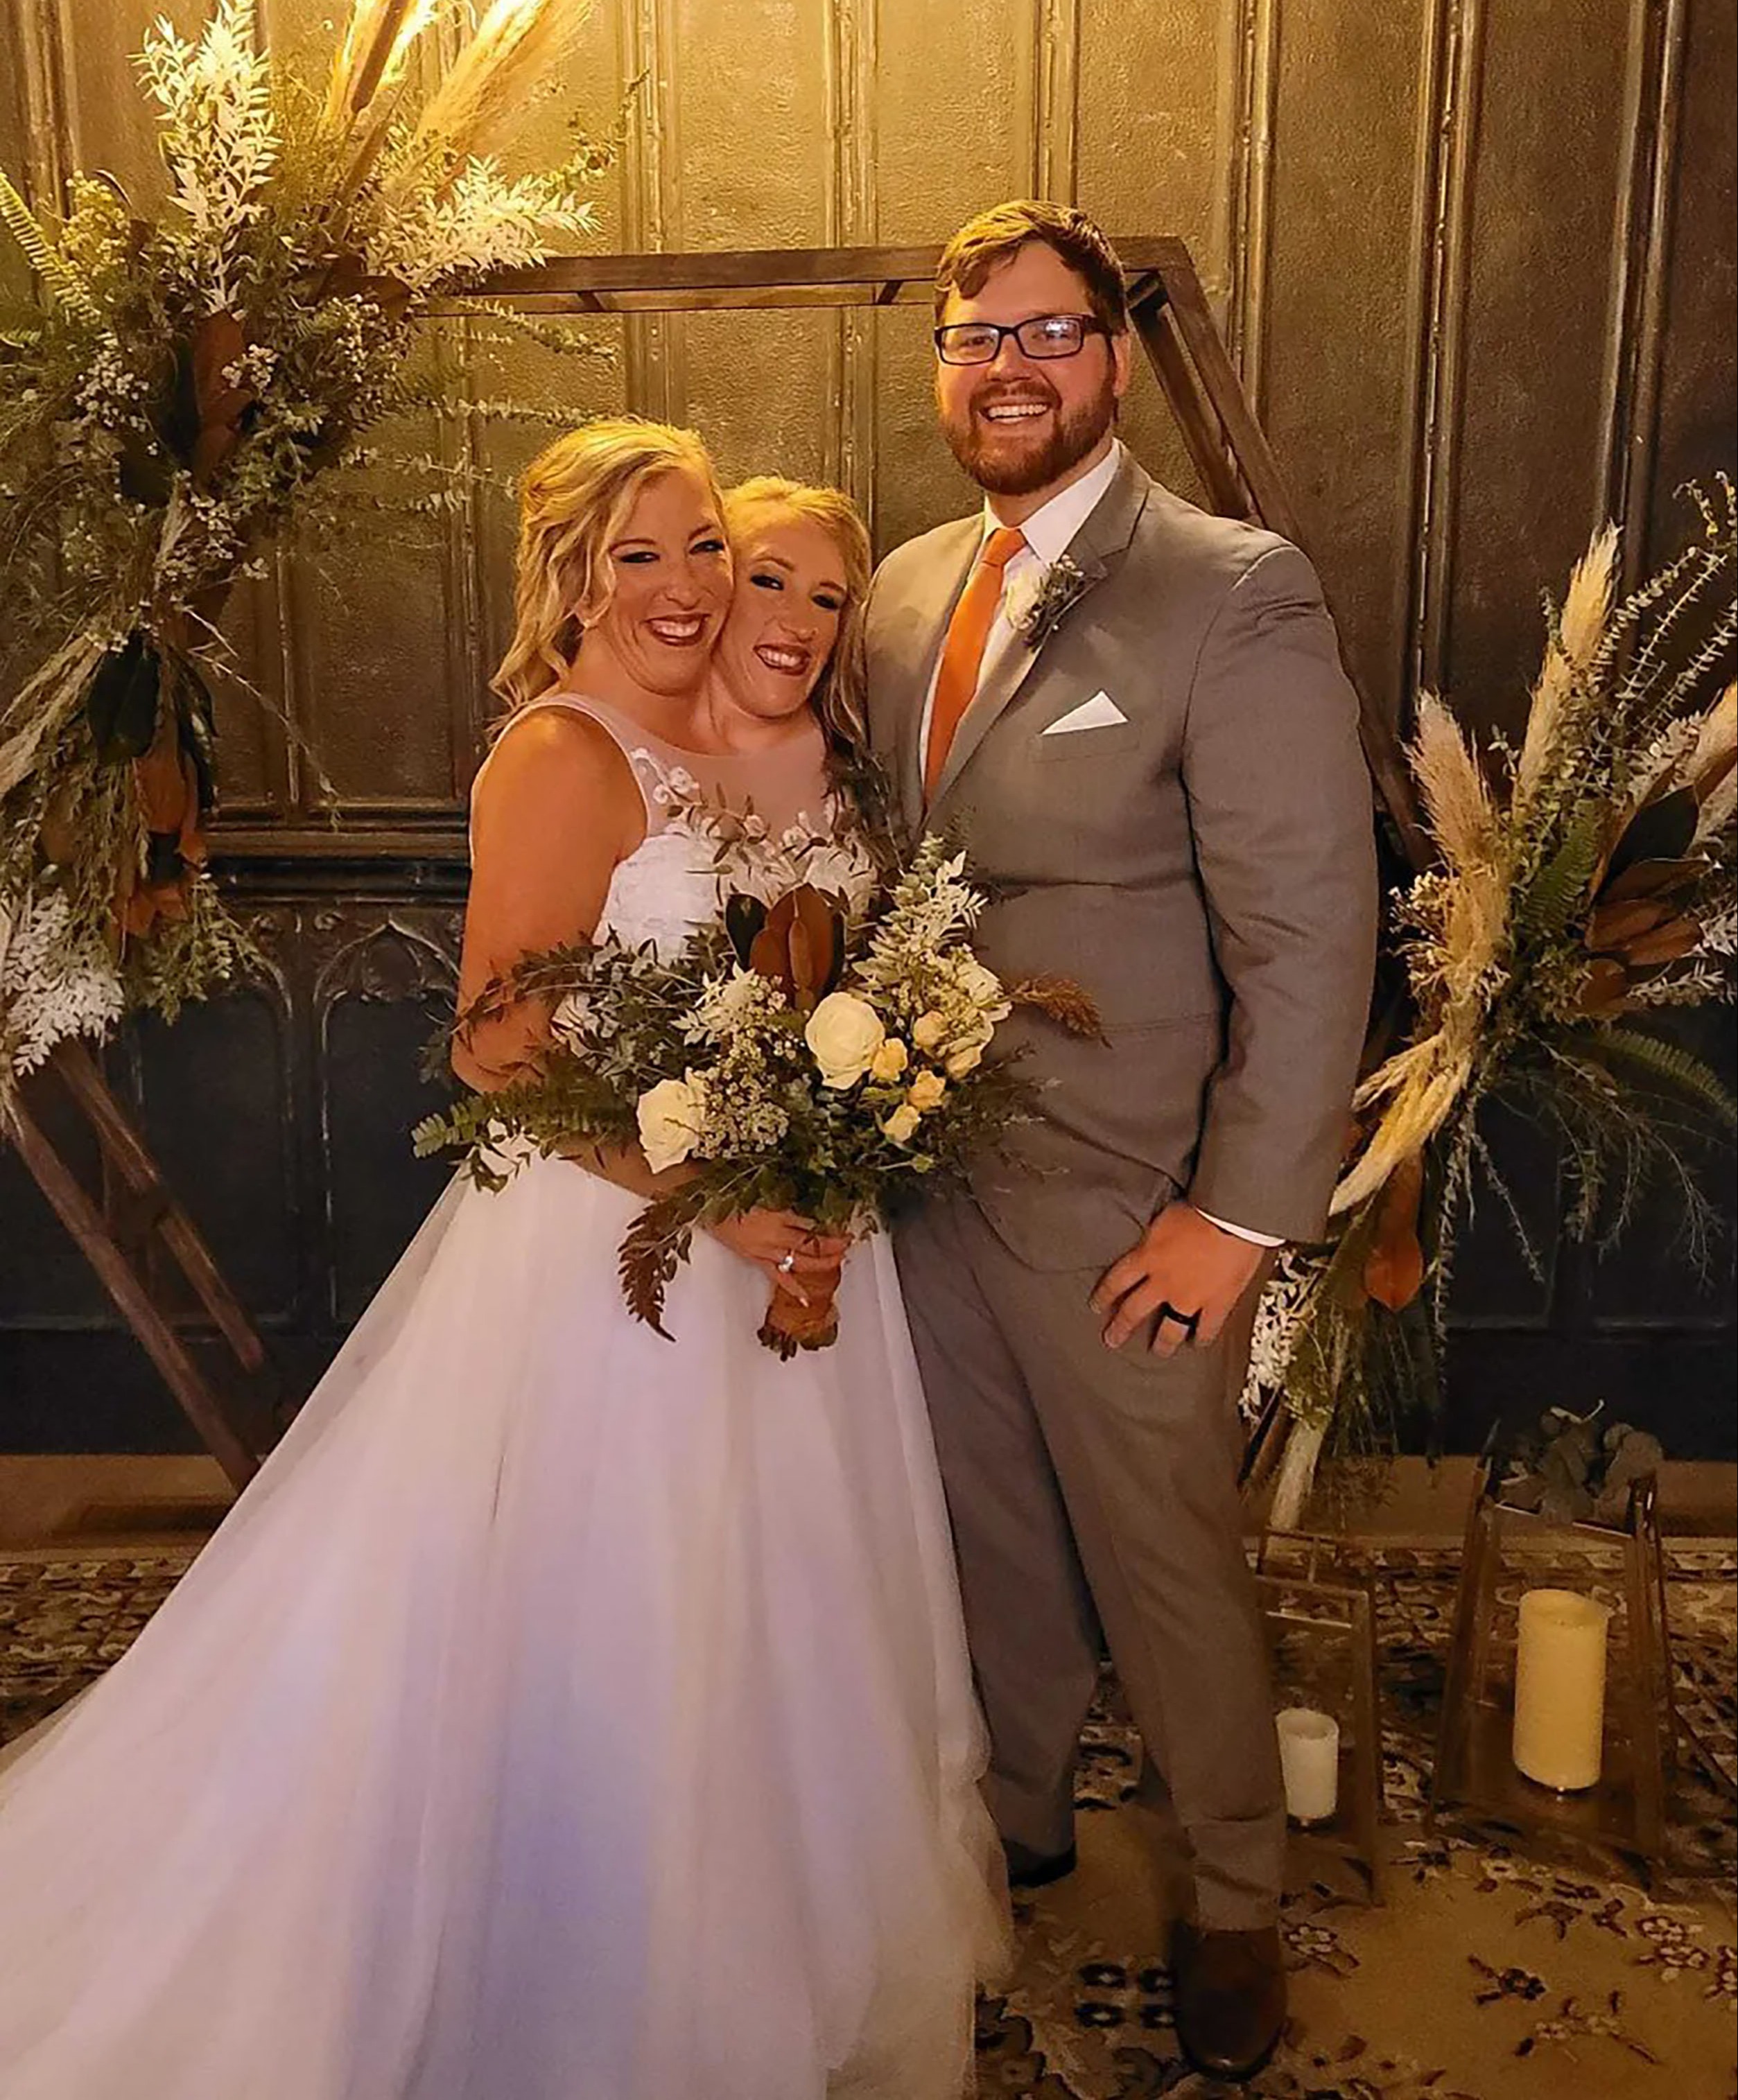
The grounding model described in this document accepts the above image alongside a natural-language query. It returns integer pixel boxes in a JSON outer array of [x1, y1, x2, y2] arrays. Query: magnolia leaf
[[724, 893, 766, 966], [747, 886, 842, 1010], [1587, 896, 1670, 951], [1598, 855, 1709, 907], [190, 310, 251, 488], [1619, 915, 1702, 966], [1604, 785, 1699, 883], [85, 634, 161, 764], [1576, 957, 1631, 1017], [1363, 1150, 1427, 1311]]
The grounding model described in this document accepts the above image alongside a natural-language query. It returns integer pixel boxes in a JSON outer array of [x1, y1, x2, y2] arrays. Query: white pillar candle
[[1276, 1706, 1340, 1823], [1512, 1587, 1611, 1792]]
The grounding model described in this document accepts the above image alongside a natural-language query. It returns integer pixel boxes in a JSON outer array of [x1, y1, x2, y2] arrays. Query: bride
[[0, 419, 1008, 2099]]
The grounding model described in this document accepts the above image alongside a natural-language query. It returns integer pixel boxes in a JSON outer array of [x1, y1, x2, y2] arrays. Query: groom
[[864, 201, 1378, 2079]]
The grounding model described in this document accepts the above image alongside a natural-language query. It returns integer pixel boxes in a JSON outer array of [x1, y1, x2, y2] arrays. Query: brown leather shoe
[[1172, 1920, 1286, 2080]]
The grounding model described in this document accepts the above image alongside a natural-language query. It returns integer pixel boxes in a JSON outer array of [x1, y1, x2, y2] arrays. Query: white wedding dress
[[0, 697, 1007, 2100]]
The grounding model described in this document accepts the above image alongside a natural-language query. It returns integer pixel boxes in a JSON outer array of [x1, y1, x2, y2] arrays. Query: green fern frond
[[1591, 1024, 1738, 1128], [0, 169, 98, 323], [1517, 800, 1606, 947]]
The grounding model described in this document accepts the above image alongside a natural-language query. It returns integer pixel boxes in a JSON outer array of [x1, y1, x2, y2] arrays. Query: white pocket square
[[1041, 690, 1128, 735]]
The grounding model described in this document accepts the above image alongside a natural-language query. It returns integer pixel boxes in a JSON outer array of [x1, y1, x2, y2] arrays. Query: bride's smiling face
[[586, 467, 733, 696], [712, 511, 849, 724]]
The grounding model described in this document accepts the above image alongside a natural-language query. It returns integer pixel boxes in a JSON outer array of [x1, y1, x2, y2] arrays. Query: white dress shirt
[[920, 439, 1280, 1252]]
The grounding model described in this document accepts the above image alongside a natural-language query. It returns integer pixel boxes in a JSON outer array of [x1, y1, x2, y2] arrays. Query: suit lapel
[[928, 451, 1153, 826]]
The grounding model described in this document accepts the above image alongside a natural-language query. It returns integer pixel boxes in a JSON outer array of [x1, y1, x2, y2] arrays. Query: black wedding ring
[[1154, 1301, 1201, 1342]]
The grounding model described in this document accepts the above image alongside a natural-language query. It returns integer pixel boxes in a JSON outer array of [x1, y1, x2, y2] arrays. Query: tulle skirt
[[0, 1160, 1007, 2099]]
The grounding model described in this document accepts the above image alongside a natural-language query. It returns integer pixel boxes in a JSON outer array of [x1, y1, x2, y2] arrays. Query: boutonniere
[[1008, 554, 1090, 651]]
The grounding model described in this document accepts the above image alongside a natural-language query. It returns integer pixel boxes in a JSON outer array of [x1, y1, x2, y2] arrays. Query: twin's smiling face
[[711, 513, 849, 726], [587, 472, 845, 717], [596, 466, 733, 697]]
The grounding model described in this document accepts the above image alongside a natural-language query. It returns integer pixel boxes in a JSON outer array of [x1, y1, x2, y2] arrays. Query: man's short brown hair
[[934, 200, 1129, 334]]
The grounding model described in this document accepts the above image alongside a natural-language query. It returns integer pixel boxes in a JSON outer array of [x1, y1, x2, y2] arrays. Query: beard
[[939, 369, 1118, 496]]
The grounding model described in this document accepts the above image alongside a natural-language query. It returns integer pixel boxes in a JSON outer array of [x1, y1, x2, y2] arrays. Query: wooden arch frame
[[463, 236, 1430, 868], [10, 236, 1427, 1491]]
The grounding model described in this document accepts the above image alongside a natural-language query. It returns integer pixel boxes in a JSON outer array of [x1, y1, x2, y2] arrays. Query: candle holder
[[1255, 1530, 1385, 1903], [1428, 1456, 1678, 1877]]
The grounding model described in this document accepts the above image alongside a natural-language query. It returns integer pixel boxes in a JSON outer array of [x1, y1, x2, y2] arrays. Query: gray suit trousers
[[894, 1191, 1285, 1931]]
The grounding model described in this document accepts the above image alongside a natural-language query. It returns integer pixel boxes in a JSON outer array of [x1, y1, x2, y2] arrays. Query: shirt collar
[[980, 438, 1125, 566]]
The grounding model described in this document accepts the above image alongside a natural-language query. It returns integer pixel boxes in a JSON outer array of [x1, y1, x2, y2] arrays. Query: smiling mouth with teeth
[[645, 615, 708, 645], [755, 643, 811, 676], [978, 397, 1055, 427]]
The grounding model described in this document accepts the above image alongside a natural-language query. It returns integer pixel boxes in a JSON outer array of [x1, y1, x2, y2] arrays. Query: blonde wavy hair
[[721, 476, 873, 757], [492, 417, 722, 712]]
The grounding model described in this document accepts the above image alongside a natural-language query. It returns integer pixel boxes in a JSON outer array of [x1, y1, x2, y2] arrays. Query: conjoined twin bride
[[0, 422, 1011, 2097]]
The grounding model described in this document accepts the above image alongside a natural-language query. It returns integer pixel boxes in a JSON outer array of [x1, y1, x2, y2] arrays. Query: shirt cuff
[[1194, 1207, 1284, 1249]]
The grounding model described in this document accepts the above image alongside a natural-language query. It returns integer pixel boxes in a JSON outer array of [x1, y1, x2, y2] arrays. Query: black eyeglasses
[[932, 313, 1111, 366]]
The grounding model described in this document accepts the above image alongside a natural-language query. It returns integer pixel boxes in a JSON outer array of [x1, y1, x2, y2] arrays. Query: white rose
[[912, 1010, 948, 1052], [636, 1074, 705, 1173], [1002, 568, 1045, 633], [805, 992, 887, 1090], [944, 1040, 987, 1078], [882, 1103, 922, 1146]]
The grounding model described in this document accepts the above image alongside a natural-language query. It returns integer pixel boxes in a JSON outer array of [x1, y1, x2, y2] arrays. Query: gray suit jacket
[[864, 451, 1378, 1270]]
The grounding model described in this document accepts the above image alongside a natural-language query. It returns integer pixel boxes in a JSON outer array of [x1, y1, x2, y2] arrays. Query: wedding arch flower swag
[[1253, 484, 1737, 1525], [0, 0, 612, 1100]]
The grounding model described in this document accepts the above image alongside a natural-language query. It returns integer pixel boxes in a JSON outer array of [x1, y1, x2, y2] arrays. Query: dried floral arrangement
[[1254, 486, 1737, 1525], [0, 0, 606, 1096], [1496, 1401, 1663, 1529], [415, 830, 1100, 1357]]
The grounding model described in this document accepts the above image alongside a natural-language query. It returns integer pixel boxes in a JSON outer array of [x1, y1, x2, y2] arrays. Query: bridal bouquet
[[415, 828, 1100, 1355], [1, 0, 605, 1094]]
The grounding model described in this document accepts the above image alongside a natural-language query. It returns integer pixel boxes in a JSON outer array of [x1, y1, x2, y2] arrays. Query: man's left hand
[[1091, 1202, 1266, 1355]]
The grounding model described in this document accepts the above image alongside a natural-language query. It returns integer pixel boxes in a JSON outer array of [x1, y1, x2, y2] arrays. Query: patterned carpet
[[3, 1543, 1735, 2099]]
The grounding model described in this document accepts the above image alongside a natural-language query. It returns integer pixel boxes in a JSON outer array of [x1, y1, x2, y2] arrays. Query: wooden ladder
[[7, 1040, 266, 1489]]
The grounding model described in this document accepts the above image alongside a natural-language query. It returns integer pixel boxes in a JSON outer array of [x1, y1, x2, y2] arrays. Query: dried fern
[[617, 1184, 708, 1341]]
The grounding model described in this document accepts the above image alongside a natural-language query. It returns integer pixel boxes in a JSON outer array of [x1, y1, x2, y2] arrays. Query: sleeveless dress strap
[[472, 694, 671, 837]]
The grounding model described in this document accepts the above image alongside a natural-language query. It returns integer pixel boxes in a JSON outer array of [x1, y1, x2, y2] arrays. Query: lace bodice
[[474, 693, 872, 959]]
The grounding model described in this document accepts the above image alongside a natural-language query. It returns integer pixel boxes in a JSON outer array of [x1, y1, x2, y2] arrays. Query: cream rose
[[907, 1069, 948, 1112], [636, 1074, 705, 1174], [911, 1010, 948, 1052], [941, 1008, 998, 1078], [805, 992, 887, 1090], [869, 1036, 910, 1083], [881, 1103, 922, 1146], [955, 956, 1011, 1020]]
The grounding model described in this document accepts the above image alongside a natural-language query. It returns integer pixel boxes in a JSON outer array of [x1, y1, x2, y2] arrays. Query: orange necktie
[[923, 525, 1027, 802]]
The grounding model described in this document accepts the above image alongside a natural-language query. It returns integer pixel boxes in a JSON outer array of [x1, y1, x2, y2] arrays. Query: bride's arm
[[453, 708, 638, 1092], [454, 712, 695, 1202]]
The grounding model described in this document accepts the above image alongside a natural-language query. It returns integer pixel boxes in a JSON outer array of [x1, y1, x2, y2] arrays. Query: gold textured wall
[[3, 0, 1732, 830], [2, 1, 1733, 1453]]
